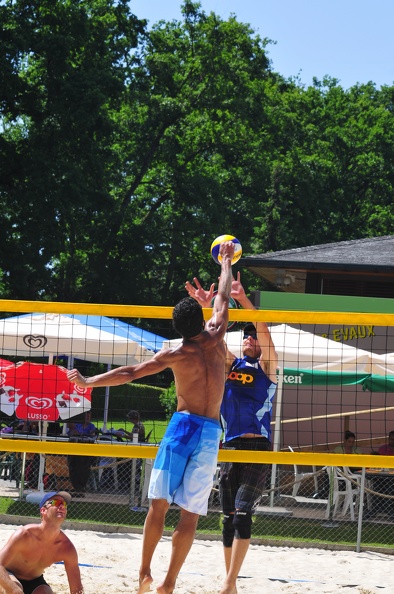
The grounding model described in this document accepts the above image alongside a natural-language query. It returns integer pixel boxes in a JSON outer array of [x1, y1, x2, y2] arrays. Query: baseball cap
[[39, 491, 72, 509], [243, 323, 257, 335]]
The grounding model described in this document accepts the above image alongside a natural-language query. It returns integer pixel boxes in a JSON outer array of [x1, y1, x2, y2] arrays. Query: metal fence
[[0, 435, 394, 553]]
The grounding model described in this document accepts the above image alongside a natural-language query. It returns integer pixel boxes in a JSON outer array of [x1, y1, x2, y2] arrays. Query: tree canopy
[[1, 0, 394, 307]]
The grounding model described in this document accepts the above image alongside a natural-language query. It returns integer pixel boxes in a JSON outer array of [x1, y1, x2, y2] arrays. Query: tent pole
[[270, 363, 284, 507], [103, 364, 111, 432]]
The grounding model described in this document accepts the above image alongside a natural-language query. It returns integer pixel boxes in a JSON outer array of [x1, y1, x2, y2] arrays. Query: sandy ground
[[0, 524, 392, 593]]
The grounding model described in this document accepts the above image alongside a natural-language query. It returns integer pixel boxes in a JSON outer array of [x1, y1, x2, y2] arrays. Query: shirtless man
[[67, 240, 235, 594], [186, 273, 278, 594], [0, 491, 83, 594]]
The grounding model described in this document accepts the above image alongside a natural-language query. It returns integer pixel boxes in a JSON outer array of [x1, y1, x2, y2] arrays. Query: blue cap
[[39, 491, 72, 509]]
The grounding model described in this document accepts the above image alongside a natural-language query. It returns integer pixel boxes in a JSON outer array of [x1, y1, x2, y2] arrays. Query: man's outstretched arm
[[67, 350, 171, 388]]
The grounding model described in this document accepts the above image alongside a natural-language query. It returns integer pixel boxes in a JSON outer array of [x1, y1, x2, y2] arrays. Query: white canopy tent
[[0, 313, 161, 365], [0, 312, 165, 427], [0, 313, 163, 499], [224, 324, 375, 373]]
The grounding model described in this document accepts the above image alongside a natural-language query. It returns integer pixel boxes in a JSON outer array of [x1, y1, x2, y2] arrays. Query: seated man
[[373, 430, 394, 513], [114, 410, 146, 442], [378, 430, 394, 456], [0, 490, 84, 594], [67, 411, 97, 437]]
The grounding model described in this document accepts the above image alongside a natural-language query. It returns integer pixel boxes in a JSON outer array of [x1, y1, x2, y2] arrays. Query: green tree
[[2, 1, 394, 308], [0, 0, 146, 300]]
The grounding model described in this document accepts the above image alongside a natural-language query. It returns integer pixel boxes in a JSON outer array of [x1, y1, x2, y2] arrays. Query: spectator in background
[[68, 411, 98, 437], [116, 410, 146, 442], [110, 411, 146, 497], [16, 420, 39, 435], [378, 430, 394, 455], [370, 430, 394, 514], [333, 430, 363, 454], [67, 412, 97, 496]]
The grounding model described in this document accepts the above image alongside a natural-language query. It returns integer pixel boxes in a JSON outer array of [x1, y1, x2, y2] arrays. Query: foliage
[[90, 383, 166, 421], [159, 381, 177, 420], [1, 0, 394, 307]]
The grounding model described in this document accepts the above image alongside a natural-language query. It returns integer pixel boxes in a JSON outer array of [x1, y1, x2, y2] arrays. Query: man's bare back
[[162, 332, 227, 420]]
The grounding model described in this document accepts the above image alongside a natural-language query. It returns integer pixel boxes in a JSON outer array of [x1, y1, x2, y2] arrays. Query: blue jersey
[[221, 356, 277, 443]]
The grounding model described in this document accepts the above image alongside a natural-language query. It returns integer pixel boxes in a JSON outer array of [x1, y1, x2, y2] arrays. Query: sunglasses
[[243, 333, 257, 340], [45, 499, 67, 509]]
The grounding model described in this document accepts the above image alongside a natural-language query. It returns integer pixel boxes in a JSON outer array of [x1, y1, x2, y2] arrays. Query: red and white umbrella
[[0, 358, 15, 369], [0, 361, 92, 422], [0, 358, 16, 418]]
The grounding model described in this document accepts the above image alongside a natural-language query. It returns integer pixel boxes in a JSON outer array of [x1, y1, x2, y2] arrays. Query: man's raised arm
[[205, 241, 234, 337], [231, 271, 278, 381]]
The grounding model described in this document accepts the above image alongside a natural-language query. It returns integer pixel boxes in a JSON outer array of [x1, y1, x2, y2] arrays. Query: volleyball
[[210, 234, 242, 265]]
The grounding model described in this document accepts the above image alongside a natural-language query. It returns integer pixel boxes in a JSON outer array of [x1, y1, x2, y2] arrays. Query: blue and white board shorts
[[148, 411, 221, 515]]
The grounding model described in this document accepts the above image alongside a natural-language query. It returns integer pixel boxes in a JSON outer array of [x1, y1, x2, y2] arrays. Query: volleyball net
[[0, 297, 394, 547]]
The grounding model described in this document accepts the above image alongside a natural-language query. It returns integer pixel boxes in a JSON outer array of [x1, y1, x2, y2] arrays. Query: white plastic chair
[[342, 466, 372, 511], [325, 466, 360, 521], [288, 446, 319, 497], [208, 465, 221, 507], [96, 436, 119, 490]]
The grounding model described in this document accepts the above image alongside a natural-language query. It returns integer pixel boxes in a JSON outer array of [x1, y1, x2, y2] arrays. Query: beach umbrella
[[0, 361, 92, 497], [0, 358, 14, 369], [0, 313, 165, 431], [0, 361, 92, 422]]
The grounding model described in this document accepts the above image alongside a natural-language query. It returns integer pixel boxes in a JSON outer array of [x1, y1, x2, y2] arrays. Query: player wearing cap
[[0, 491, 83, 594], [186, 272, 278, 594]]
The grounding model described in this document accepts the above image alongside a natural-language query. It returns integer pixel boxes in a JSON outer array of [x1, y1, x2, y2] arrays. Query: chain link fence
[[0, 436, 394, 552]]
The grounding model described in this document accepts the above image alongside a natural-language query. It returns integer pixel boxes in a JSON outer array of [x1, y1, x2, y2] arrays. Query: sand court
[[0, 524, 392, 593]]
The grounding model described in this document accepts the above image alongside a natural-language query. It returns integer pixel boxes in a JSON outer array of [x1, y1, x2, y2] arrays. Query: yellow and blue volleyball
[[210, 234, 242, 265]]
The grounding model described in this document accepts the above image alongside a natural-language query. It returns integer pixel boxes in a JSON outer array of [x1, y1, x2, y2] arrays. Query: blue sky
[[130, 0, 394, 90]]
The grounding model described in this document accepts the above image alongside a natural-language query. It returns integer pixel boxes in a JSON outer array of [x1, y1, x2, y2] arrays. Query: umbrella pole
[[19, 452, 27, 501], [37, 420, 48, 493]]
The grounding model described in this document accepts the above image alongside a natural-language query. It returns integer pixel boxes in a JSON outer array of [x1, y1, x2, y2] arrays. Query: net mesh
[[0, 301, 393, 551]]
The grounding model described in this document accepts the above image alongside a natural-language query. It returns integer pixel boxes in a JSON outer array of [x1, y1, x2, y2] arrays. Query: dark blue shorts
[[220, 437, 271, 513]]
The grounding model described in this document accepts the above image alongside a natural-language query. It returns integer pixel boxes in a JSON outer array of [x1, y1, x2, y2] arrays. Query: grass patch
[[105, 419, 167, 443], [252, 515, 394, 549], [2, 497, 394, 550]]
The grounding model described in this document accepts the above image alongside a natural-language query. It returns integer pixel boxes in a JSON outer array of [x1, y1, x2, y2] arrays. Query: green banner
[[282, 368, 368, 386], [362, 374, 394, 392], [282, 368, 394, 392]]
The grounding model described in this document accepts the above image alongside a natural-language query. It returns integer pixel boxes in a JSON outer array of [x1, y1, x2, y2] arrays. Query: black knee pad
[[233, 510, 252, 540], [222, 514, 235, 547]]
